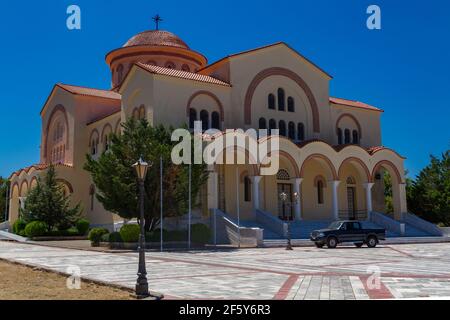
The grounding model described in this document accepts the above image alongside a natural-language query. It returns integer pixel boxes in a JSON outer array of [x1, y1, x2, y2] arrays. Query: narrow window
[[200, 110, 209, 131], [269, 119, 277, 135], [189, 108, 197, 129], [317, 180, 324, 204], [352, 130, 359, 144], [259, 118, 267, 129], [244, 177, 251, 202], [337, 128, 343, 145], [288, 122, 295, 140], [287, 97, 295, 112], [344, 129, 351, 144], [279, 120, 286, 136], [268, 94, 275, 110], [297, 123, 305, 141], [211, 111, 220, 130], [278, 88, 285, 111]]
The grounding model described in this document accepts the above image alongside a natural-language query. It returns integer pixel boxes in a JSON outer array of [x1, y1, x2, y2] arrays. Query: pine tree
[[20, 165, 81, 231], [84, 119, 208, 231]]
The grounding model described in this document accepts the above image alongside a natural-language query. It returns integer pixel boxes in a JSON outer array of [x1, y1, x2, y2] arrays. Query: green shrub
[[88, 228, 109, 246], [145, 229, 168, 242], [24, 221, 48, 238], [108, 232, 123, 243], [13, 219, 27, 235], [101, 233, 110, 242], [76, 219, 90, 235], [166, 230, 188, 242], [46, 228, 80, 237], [120, 224, 140, 243], [191, 224, 211, 244]]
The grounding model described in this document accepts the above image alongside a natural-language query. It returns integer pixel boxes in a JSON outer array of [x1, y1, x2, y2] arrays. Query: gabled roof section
[[198, 42, 332, 79], [330, 97, 383, 112], [41, 84, 122, 115], [135, 63, 231, 87]]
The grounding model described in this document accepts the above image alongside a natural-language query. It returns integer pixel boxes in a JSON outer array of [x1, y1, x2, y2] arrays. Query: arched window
[[90, 135, 99, 156], [317, 180, 324, 204], [276, 169, 290, 181], [344, 129, 351, 144], [104, 135, 109, 151], [337, 128, 343, 145], [352, 130, 359, 144], [278, 120, 286, 136], [259, 118, 267, 130], [288, 122, 295, 140], [139, 105, 145, 120], [181, 64, 190, 72], [346, 176, 356, 185], [89, 185, 95, 211], [211, 111, 220, 130], [200, 110, 209, 131], [268, 94, 275, 110], [132, 108, 139, 120], [287, 97, 295, 112], [269, 119, 277, 135], [189, 108, 197, 129], [165, 61, 176, 69], [278, 88, 285, 111], [117, 64, 123, 84], [244, 177, 251, 202], [297, 123, 305, 141]]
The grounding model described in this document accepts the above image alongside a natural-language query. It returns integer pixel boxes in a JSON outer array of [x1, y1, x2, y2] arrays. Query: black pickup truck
[[310, 221, 386, 249]]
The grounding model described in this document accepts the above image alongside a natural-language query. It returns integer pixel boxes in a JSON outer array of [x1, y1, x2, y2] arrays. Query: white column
[[398, 183, 408, 217], [363, 183, 375, 220], [293, 178, 303, 221], [252, 176, 262, 211], [329, 181, 341, 220]]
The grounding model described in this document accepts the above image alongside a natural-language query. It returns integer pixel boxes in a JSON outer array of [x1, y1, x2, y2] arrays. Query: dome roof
[[123, 30, 190, 50]]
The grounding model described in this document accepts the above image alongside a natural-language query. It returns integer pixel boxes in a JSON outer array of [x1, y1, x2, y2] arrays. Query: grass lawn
[[0, 259, 134, 300]]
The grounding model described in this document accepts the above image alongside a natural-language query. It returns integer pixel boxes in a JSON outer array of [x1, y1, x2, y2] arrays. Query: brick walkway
[[1, 241, 450, 299]]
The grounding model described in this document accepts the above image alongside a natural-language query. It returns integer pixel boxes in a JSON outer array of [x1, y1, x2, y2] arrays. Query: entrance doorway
[[346, 187, 356, 220], [277, 183, 293, 221]]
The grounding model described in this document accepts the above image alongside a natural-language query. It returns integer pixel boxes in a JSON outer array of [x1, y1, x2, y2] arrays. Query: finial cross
[[152, 14, 163, 30]]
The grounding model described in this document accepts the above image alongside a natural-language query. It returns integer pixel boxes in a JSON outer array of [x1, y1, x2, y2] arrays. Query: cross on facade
[[152, 14, 163, 30]]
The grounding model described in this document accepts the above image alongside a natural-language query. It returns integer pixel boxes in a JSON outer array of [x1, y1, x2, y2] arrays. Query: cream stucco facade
[[7, 29, 407, 230]]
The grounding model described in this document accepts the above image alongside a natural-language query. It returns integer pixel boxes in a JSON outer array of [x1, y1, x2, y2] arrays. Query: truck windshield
[[328, 222, 342, 229]]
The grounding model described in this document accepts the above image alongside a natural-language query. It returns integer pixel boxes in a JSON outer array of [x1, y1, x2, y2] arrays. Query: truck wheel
[[367, 236, 378, 248], [327, 237, 338, 249], [354, 243, 363, 248], [315, 243, 324, 248]]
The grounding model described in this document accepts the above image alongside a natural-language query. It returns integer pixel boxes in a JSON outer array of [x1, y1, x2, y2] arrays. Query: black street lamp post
[[133, 157, 151, 298]]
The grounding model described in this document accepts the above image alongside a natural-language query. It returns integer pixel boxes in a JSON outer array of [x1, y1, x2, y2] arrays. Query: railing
[[402, 212, 443, 236], [370, 211, 403, 235], [213, 210, 263, 247], [338, 210, 368, 221], [255, 209, 287, 237]]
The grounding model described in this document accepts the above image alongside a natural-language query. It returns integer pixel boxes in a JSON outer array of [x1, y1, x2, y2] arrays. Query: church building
[[7, 26, 410, 239]]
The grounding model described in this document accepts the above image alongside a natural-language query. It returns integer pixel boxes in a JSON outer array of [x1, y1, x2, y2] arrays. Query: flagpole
[[188, 164, 192, 250], [160, 156, 163, 252], [236, 166, 240, 248]]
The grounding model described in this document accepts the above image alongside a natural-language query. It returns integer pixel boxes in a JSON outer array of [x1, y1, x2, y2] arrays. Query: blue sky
[[0, 0, 449, 178]]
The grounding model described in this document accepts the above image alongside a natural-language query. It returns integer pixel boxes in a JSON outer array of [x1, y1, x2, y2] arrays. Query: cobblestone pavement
[[1, 241, 450, 300]]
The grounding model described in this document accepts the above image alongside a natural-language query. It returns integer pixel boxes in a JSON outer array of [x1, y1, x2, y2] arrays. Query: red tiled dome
[[123, 30, 190, 49]]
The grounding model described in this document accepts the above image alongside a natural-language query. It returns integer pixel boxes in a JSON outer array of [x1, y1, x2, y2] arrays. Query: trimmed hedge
[[13, 219, 27, 235], [191, 224, 212, 244], [24, 221, 48, 238], [76, 219, 90, 235], [88, 228, 109, 246], [108, 232, 123, 243], [120, 224, 140, 243]]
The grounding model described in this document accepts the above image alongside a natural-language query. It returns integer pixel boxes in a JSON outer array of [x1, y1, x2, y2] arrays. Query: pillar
[[293, 178, 303, 221], [207, 171, 219, 211], [252, 176, 262, 211], [329, 181, 341, 220], [363, 183, 375, 220]]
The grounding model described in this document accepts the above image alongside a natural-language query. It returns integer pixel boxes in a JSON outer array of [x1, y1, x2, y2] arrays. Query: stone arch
[[187, 90, 224, 121], [29, 177, 38, 190], [338, 157, 371, 182], [244, 67, 320, 133], [371, 160, 403, 184], [44, 104, 70, 161], [300, 154, 338, 180], [19, 180, 28, 197], [56, 179, 74, 194], [114, 119, 121, 134], [88, 129, 100, 147], [336, 113, 362, 139]]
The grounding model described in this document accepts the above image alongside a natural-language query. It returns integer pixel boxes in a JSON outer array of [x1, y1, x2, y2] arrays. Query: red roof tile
[[57, 84, 122, 100], [9, 163, 73, 180], [136, 63, 231, 87], [330, 97, 383, 112]]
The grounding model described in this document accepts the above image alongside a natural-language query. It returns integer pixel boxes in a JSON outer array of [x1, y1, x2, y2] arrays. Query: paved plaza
[[1, 241, 450, 299]]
